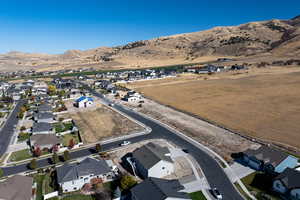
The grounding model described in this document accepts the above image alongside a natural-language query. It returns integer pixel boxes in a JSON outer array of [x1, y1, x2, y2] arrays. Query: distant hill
[[1, 15, 300, 72]]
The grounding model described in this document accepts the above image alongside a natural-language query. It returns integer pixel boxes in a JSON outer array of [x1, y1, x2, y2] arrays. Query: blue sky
[[0, 0, 299, 54]]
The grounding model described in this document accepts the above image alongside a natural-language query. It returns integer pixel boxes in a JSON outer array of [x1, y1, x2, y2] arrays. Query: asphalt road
[[1, 87, 244, 200], [0, 100, 25, 156]]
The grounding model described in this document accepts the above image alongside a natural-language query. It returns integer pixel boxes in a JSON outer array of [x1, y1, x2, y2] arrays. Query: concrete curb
[[131, 109, 256, 200]]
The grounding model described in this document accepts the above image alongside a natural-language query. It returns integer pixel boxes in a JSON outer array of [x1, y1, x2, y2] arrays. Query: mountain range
[[1, 15, 300, 72]]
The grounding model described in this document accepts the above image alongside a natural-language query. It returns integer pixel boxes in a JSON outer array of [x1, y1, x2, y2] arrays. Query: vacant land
[[128, 67, 300, 152], [62, 101, 143, 143]]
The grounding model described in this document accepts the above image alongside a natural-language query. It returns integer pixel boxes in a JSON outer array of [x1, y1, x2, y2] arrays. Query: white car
[[211, 188, 222, 200], [120, 141, 131, 146]]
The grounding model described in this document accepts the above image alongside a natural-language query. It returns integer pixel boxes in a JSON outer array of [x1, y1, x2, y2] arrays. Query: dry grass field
[[62, 102, 143, 143], [129, 67, 300, 151]]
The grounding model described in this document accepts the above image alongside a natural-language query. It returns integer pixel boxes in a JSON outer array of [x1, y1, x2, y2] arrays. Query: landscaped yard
[[9, 149, 32, 162], [189, 191, 207, 200], [54, 122, 73, 133], [62, 132, 80, 146], [17, 132, 30, 142], [33, 173, 57, 200], [61, 194, 94, 200]]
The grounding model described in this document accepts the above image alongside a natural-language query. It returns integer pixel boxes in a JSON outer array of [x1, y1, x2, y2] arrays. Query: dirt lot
[[61, 99, 144, 143], [126, 66, 300, 154], [121, 67, 300, 158]]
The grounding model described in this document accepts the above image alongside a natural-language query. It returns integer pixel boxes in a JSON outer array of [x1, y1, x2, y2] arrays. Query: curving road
[[1, 85, 244, 200]]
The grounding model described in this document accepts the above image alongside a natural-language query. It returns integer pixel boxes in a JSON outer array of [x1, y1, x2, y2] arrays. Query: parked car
[[120, 141, 131, 146], [108, 103, 115, 107], [211, 188, 222, 199]]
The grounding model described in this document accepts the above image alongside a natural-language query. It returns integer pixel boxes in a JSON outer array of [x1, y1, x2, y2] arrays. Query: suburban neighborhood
[[0, 74, 299, 200], [0, 3, 300, 200]]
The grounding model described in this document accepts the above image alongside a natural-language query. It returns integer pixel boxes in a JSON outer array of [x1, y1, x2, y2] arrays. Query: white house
[[273, 168, 300, 199], [57, 157, 114, 193], [132, 142, 174, 179], [74, 96, 94, 108]]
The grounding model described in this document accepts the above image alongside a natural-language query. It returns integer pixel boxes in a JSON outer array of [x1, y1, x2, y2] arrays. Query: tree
[[48, 85, 57, 96], [20, 126, 26, 131], [52, 144, 59, 153], [33, 146, 42, 157], [17, 111, 24, 119], [29, 159, 37, 169], [63, 150, 70, 161], [68, 139, 75, 149], [95, 143, 101, 152], [120, 175, 137, 190], [20, 106, 27, 113], [0, 168, 3, 178], [52, 153, 59, 164]]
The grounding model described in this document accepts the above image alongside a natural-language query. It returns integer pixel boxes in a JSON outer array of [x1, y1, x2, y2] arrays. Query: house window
[[73, 187, 77, 190], [90, 175, 93, 177], [162, 167, 165, 170], [80, 177, 83, 179], [65, 189, 68, 192]]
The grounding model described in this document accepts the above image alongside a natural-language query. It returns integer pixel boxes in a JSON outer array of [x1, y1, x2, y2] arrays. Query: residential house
[[57, 157, 114, 193], [0, 175, 33, 200], [123, 91, 142, 104], [30, 134, 61, 151], [32, 122, 54, 135], [273, 168, 300, 199], [242, 146, 298, 173], [74, 96, 94, 108], [131, 142, 174, 179], [34, 112, 55, 123], [130, 177, 190, 200], [32, 81, 48, 95], [37, 103, 52, 113]]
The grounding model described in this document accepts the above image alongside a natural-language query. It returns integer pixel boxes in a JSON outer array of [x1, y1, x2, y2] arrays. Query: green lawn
[[241, 172, 280, 199], [17, 132, 30, 142], [54, 122, 73, 133], [33, 173, 57, 200], [61, 194, 94, 200], [33, 174, 45, 200], [189, 191, 207, 200], [9, 149, 32, 162], [62, 132, 80, 146]]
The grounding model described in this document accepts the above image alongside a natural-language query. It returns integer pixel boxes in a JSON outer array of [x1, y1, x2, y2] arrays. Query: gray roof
[[0, 175, 33, 200], [32, 122, 53, 133], [132, 142, 173, 169], [38, 103, 52, 112], [34, 112, 54, 120], [57, 157, 111, 184], [244, 146, 289, 167], [131, 177, 190, 200], [30, 134, 60, 146], [275, 168, 300, 189]]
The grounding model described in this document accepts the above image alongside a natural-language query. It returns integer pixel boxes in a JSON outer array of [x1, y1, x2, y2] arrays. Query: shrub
[[120, 175, 137, 190]]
